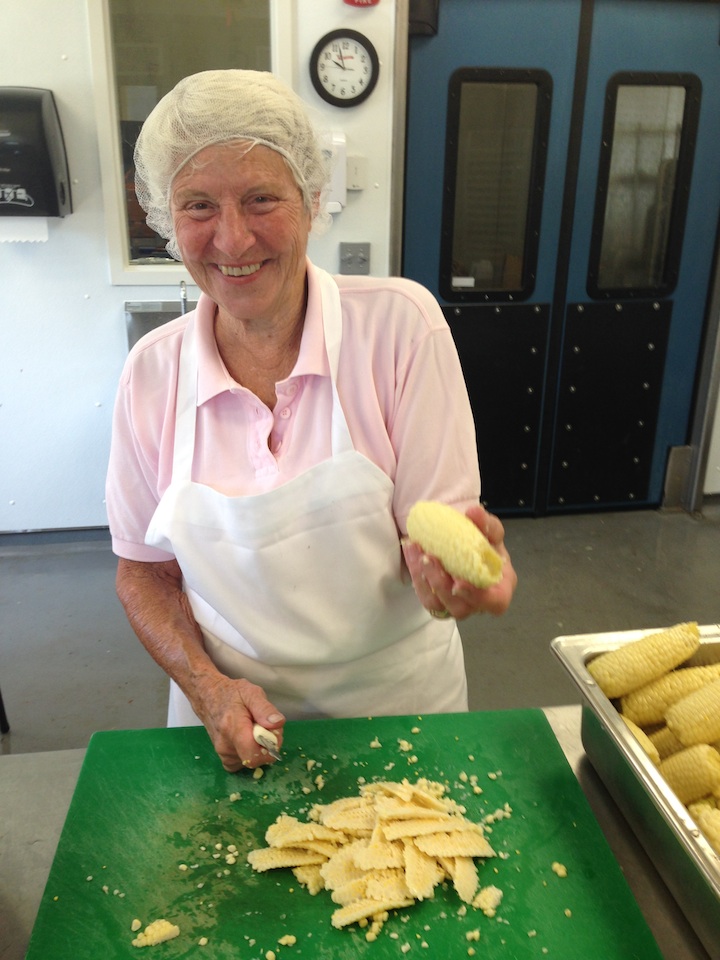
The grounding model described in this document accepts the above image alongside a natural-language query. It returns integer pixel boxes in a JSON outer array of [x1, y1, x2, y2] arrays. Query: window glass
[[589, 74, 701, 297], [440, 69, 552, 302], [109, 0, 271, 263], [598, 86, 684, 290]]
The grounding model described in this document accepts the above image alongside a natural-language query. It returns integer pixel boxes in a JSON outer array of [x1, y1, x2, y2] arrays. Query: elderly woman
[[106, 70, 516, 773]]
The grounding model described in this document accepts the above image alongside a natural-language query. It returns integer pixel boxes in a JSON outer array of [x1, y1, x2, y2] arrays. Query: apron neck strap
[[316, 268, 354, 457], [172, 270, 354, 480], [173, 315, 201, 481]]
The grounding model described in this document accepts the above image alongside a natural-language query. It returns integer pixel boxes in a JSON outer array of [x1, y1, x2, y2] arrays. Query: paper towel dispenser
[[0, 87, 72, 217]]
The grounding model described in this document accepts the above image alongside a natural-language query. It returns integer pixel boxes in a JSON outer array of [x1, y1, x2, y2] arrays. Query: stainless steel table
[[0, 707, 712, 960], [0, 747, 85, 960], [543, 706, 711, 960]]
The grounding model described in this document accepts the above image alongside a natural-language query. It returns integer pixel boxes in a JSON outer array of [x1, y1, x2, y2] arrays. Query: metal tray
[[551, 625, 720, 957]]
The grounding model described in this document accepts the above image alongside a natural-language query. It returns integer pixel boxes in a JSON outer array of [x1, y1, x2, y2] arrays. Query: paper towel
[[0, 218, 49, 242]]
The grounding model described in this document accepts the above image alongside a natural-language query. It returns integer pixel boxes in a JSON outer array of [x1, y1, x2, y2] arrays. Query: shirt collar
[[195, 260, 330, 406]]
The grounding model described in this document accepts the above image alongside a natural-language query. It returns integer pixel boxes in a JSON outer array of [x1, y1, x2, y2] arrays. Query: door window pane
[[440, 69, 552, 302], [588, 74, 701, 297], [109, 0, 271, 264], [600, 86, 683, 289]]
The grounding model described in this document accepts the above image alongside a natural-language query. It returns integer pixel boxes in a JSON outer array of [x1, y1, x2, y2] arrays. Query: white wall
[[0, 0, 401, 532], [1, 0, 717, 533], [293, 1, 401, 277], [706, 398, 720, 494]]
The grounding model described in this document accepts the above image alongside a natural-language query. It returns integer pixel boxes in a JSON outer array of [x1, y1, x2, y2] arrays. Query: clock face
[[310, 29, 380, 107]]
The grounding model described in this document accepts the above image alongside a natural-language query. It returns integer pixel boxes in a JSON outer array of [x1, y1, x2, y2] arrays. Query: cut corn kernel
[[665, 677, 720, 747], [131, 919, 180, 948], [657, 744, 720, 805], [406, 501, 502, 589], [619, 715, 660, 765], [586, 622, 700, 699], [620, 662, 720, 727]]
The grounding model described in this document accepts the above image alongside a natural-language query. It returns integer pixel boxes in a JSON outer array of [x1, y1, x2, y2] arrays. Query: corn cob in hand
[[406, 501, 503, 589]]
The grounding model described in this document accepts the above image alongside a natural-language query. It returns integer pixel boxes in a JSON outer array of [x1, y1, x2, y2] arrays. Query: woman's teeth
[[218, 263, 262, 277]]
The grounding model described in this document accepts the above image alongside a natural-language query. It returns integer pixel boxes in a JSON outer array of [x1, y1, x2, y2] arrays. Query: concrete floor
[[1, 504, 719, 755]]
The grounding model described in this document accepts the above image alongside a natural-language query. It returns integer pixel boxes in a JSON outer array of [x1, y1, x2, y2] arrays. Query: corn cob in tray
[[586, 622, 720, 858]]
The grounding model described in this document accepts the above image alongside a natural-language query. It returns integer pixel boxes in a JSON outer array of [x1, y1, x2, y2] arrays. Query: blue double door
[[403, 0, 720, 515]]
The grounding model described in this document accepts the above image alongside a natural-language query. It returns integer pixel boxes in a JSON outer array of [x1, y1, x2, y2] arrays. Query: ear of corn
[[406, 501, 503, 589], [620, 662, 720, 727], [657, 743, 720, 805], [585, 622, 700, 699], [694, 807, 720, 856], [687, 796, 719, 821], [594, 621, 720, 856], [619, 715, 660, 765], [664, 677, 720, 747], [647, 725, 685, 761]]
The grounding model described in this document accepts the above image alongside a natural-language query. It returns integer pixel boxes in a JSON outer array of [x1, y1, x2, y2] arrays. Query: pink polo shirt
[[106, 261, 481, 562]]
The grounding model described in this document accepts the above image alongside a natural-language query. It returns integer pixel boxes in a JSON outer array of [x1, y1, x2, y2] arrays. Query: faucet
[[180, 280, 187, 315]]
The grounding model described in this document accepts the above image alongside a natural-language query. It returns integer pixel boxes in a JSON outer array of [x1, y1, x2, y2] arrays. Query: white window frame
[[87, 0, 294, 285]]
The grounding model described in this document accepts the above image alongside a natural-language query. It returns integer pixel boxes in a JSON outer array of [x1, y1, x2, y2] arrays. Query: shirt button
[[279, 407, 291, 420], [287, 382, 299, 396]]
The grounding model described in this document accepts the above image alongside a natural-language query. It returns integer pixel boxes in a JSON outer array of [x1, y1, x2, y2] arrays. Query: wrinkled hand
[[192, 676, 285, 773], [402, 504, 517, 621]]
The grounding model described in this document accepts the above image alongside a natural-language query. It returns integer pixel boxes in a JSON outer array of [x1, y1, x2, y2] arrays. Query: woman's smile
[[170, 142, 311, 327], [217, 262, 263, 278]]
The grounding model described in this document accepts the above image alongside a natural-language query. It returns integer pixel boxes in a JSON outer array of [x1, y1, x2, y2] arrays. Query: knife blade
[[253, 723, 281, 761]]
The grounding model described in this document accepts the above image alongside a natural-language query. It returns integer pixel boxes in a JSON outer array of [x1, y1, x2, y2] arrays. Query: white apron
[[145, 267, 468, 723]]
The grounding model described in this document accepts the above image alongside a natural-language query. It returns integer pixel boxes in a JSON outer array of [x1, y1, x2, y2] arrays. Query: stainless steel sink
[[124, 300, 197, 350]]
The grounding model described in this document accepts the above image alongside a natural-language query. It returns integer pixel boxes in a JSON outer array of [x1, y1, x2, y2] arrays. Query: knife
[[253, 724, 281, 761]]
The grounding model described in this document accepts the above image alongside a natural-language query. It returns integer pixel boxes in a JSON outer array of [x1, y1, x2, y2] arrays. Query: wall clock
[[309, 29, 380, 107]]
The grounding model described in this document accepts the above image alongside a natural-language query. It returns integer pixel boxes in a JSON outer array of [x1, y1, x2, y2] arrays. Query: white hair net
[[133, 69, 332, 260]]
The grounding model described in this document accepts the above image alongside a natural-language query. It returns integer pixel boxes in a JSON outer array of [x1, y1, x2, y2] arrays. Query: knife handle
[[253, 723, 281, 760]]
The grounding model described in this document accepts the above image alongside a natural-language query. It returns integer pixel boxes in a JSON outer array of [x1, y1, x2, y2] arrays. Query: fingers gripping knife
[[253, 724, 281, 761]]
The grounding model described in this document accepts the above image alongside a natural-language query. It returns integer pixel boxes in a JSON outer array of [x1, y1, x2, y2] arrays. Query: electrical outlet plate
[[339, 241, 371, 275]]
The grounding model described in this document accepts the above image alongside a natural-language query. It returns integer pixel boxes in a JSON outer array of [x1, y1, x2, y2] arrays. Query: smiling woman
[[106, 69, 516, 774]]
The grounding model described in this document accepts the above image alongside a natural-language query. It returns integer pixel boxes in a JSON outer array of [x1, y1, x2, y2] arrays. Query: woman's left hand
[[402, 503, 517, 621]]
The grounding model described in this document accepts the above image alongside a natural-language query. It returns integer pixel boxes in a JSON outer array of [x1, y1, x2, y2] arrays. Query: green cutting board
[[27, 710, 662, 959]]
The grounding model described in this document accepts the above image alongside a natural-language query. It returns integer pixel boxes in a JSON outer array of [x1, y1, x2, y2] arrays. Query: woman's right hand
[[115, 557, 285, 774], [194, 675, 286, 773]]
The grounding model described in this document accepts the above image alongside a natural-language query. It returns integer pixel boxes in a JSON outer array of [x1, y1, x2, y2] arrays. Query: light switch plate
[[339, 242, 371, 275]]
